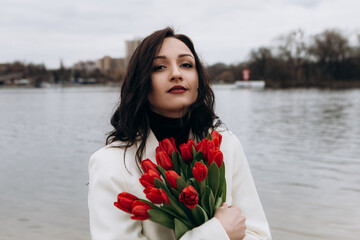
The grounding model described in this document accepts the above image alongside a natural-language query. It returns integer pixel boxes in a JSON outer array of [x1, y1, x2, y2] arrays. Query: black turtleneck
[[148, 110, 191, 149]]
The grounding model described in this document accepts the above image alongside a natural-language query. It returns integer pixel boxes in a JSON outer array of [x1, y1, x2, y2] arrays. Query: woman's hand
[[214, 202, 246, 240]]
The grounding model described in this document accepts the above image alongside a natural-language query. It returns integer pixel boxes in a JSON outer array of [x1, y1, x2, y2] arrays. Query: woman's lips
[[168, 85, 187, 93]]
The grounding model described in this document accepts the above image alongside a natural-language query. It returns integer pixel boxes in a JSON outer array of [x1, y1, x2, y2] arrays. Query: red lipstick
[[168, 85, 187, 93]]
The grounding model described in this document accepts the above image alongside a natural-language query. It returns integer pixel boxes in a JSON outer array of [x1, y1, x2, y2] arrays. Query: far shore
[[1, 80, 360, 90]]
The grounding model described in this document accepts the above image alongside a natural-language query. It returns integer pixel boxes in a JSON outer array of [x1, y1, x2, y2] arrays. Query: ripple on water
[[1, 87, 359, 240]]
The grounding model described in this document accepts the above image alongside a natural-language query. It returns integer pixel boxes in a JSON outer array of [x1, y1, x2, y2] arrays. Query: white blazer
[[88, 129, 272, 239]]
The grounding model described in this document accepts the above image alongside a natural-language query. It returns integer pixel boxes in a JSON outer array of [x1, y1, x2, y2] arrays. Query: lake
[[0, 85, 359, 240]]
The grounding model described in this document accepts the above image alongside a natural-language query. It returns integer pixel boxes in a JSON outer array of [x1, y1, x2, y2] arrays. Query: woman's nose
[[170, 65, 182, 81]]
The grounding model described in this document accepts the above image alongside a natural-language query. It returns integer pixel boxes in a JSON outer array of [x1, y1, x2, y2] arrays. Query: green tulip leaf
[[170, 188, 180, 199], [148, 209, 174, 229], [192, 145, 197, 159], [187, 164, 193, 179], [200, 185, 215, 216], [180, 172, 185, 179], [191, 205, 209, 226], [207, 162, 220, 199], [215, 196, 223, 209], [174, 218, 190, 240], [208, 189, 215, 217], [193, 151, 204, 163], [156, 165, 167, 180], [186, 177, 195, 186], [218, 162, 226, 200], [186, 178, 200, 194], [159, 204, 192, 228], [200, 186, 210, 215], [178, 154, 189, 178], [221, 178, 227, 203], [176, 177, 187, 192], [160, 203, 180, 216], [154, 178, 170, 193], [172, 152, 180, 175], [200, 179, 205, 195]]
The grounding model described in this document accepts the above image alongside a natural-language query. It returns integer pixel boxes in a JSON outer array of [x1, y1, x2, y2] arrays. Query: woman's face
[[148, 37, 199, 118]]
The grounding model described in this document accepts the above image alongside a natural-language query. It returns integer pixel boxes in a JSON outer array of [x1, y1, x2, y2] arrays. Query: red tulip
[[211, 130, 222, 148], [179, 139, 195, 162], [159, 137, 178, 156], [131, 200, 152, 220], [143, 186, 169, 204], [209, 140, 218, 152], [192, 162, 208, 182], [156, 151, 174, 170], [195, 138, 209, 160], [206, 140, 216, 158], [114, 192, 138, 214], [156, 146, 162, 153], [139, 169, 162, 188], [179, 185, 199, 209], [165, 170, 180, 189], [207, 147, 223, 168], [141, 159, 159, 175]]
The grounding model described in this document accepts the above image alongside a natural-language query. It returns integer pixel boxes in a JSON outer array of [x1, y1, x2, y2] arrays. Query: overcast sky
[[1, 0, 359, 69]]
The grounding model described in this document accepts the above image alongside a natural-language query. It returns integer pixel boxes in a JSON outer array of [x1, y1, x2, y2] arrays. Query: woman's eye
[[181, 63, 193, 68], [152, 65, 165, 72]]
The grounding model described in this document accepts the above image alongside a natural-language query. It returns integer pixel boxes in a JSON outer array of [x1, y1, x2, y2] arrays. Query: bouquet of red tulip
[[114, 130, 226, 239]]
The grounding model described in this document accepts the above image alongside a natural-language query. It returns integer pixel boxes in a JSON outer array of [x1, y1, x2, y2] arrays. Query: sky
[[1, 0, 360, 69]]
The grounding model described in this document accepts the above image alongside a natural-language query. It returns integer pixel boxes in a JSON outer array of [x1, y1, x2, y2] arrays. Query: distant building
[[97, 56, 126, 81], [0, 64, 7, 73], [0, 72, 24, 85], [125, 38, 142, 66], [97, 56, 125, 74], [0, 64, 25, 85], [73, 60, 98, 73]]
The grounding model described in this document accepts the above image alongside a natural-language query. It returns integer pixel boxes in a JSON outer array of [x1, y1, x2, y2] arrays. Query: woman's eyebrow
[[179, 54, 194, 59], [153, 53, 194, 60], [153, 55, 166, 60]]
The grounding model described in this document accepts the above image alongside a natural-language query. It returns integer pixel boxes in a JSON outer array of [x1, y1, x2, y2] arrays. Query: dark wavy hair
[[106, 27, 222, 169]]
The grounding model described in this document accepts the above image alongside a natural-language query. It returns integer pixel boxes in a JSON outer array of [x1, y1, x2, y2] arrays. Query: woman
[[88, 27, 271, 240]]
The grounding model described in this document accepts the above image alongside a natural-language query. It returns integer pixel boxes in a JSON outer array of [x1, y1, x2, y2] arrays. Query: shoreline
[[264, 80, 360, 89], [1, 80, 360, 90]]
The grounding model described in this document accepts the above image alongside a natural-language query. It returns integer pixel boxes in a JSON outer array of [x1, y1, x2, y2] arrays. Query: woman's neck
[[148, 107, 189, 118], [148, 110, 191, 148]]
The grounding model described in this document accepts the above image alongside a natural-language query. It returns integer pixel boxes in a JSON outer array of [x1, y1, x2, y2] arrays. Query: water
[[0, 86, 359, 240]]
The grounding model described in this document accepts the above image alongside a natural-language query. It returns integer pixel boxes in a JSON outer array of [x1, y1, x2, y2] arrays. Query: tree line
[[207, 29, 360, 88], [0, 61, 109, 87]]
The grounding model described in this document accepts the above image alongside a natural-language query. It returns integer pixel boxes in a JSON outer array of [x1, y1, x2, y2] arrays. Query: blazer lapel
[[144, 130, 159, 164]]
